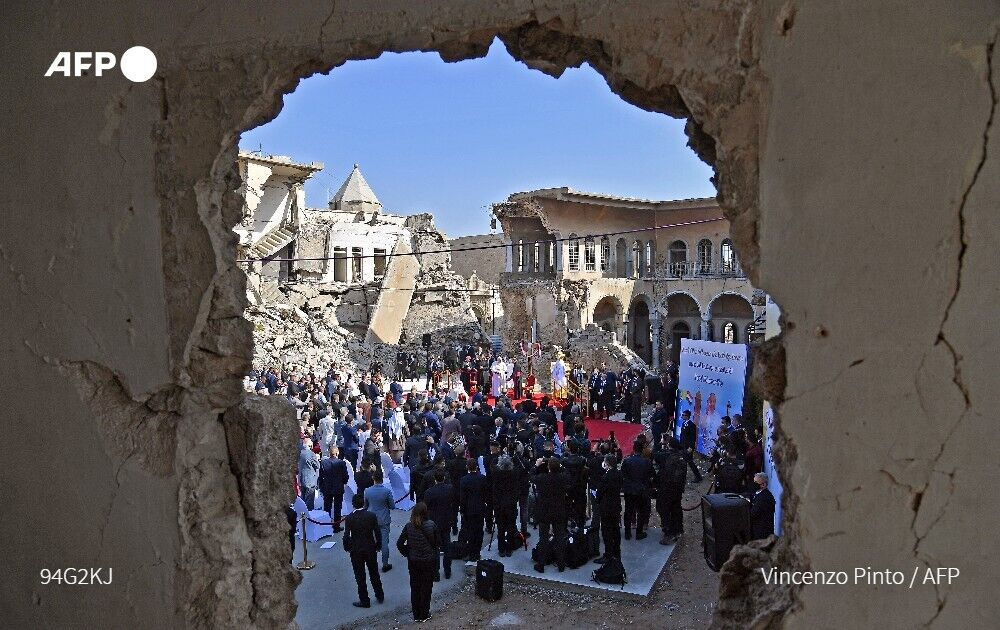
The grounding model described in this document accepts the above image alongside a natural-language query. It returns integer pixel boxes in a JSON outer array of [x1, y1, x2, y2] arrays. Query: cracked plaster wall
[[1, 1, 998, 628]]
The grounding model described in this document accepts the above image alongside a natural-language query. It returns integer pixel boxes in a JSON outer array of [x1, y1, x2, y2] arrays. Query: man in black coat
[[653, 437, 687, 544], [587, 368, 601, 416], [649, 401, 670, 451], [532, 457, 570, 573], [423, 469, 456, 578], [621, 441, 655, 540], [458, 459, 488, 561], [593, 454, 623, 564], [678, 410, 704, 482], [598, 368, 617, 419], [342, 494, 385, 608], [660, 371, 678, 416], [318, 446, 349, 533], [749, 473, 776, 540], [587, 442, 610, 540], [561, 441, 589, 525], [512, 443, 533, 536], [491, 454, 521, 556], [445, 445, 467, 535]]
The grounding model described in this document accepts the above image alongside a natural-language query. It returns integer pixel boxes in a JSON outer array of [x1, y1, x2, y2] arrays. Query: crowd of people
[[259, 348, 773, 623]]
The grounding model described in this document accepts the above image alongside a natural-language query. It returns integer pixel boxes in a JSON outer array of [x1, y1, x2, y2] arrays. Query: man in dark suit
[[341, 415, 361, 470], [459, 459, 488, 561], [512, 361, 524, 400], [621, 441, 655, 539], [649, 401, 669, 451], [749, 473, 776, 540], [424, 469, 455, 579], [318, 446, 349, 532], [678, 410, 704, 482], [653, 437, 687, 544], [491, 454, 520, 557], [342, 494, 385, 608], [588, 368, 601, 416], [561, 441, 589, 525], [532, 457, 570, 573], [660, 371, 678, 417], [599, 368, 617, 419], [594, 454, 623, 564]]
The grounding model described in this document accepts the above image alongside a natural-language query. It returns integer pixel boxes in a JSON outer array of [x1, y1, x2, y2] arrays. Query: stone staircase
[[568, 323, 651, 371], [609, 340, 649, 371], [249, 225, 296, 260]]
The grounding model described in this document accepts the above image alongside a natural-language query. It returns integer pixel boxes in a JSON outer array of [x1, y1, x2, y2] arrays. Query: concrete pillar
[[554, 234, 563, 272], [362, 247, 374, 281], [504, 239, 512, 272], [700, 313, 711, 341], [651, 312, 661, 369]]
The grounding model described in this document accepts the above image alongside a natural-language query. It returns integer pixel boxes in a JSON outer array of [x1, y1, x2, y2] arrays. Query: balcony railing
[[501, 260, 746, 280], [662, 260, 745, 279]]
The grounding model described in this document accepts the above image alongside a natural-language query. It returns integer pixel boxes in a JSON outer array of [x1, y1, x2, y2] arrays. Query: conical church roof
[[331, 164, 381, 210]]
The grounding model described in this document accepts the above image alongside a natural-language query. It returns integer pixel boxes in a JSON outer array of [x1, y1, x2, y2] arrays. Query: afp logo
[[45, 46, 157, 82]]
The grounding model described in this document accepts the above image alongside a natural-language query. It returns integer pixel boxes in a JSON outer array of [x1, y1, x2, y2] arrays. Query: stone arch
[[665, 291, 702, 362], [709, 292, 754, 344], [592, 294, 624, 333], [708, 291, 754, 318], [666, 290, 704, 315], [627, 294, 653, 364]]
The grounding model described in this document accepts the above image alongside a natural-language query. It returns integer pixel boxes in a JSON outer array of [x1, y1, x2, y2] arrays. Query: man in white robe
[[551, 354, 568, 398], [491, 357, 507, 398]]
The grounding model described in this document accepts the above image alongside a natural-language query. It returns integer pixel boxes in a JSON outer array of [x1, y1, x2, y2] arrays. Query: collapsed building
[[492, 188, 765, 383], [236, 152, 501, 374]]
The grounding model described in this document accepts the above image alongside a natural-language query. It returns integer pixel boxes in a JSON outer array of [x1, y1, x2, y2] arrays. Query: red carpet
[[482, 390, 644, 451], [559, 417, 644, 450]]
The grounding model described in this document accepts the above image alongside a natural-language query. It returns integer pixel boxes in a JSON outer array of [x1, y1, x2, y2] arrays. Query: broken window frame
[[333, 246, 349, 282], [568, 234, 580, 271], [697, 238, 713, 274], [600, 236, 610, 272], [721, 238, 738, 275], [351, 246, 363, 282], [584, 237, 596, 271], [373, 248, 387, 278]]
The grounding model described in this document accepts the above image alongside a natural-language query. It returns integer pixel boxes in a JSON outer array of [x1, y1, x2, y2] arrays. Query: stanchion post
[[296, 513, 316, 570]]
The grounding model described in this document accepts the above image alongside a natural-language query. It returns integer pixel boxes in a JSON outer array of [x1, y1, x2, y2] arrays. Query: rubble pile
[[398, 214, 488, 353], [245, 212, 490, 375]]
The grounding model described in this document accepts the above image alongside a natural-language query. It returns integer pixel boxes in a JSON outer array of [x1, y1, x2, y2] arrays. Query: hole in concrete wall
[[212, 17, 791, 628]]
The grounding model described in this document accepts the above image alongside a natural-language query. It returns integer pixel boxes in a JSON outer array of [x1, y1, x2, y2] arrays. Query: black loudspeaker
[[422, 333, 432, 348], [701, 493, 751, 572], [475, 559, 504, 602]]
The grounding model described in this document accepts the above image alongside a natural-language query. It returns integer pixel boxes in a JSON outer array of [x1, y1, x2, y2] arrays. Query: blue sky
[[240, 39, 715, 237]]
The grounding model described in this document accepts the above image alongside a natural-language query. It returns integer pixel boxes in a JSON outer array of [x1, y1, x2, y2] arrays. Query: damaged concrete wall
[[399, 214, 486, 353], [2, 1, 998, 629], [450, 233, 505, 283]]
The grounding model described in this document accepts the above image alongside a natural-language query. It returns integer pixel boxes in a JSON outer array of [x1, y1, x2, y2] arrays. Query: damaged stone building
[[6, 3, 998, 630], [239, 155, 500, 373], [493, 188, 764, 375]]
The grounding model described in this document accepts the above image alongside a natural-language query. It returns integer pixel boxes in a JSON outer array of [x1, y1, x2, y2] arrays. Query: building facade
[[493, 188, 764, 371], [235, 151, 323, 299]]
